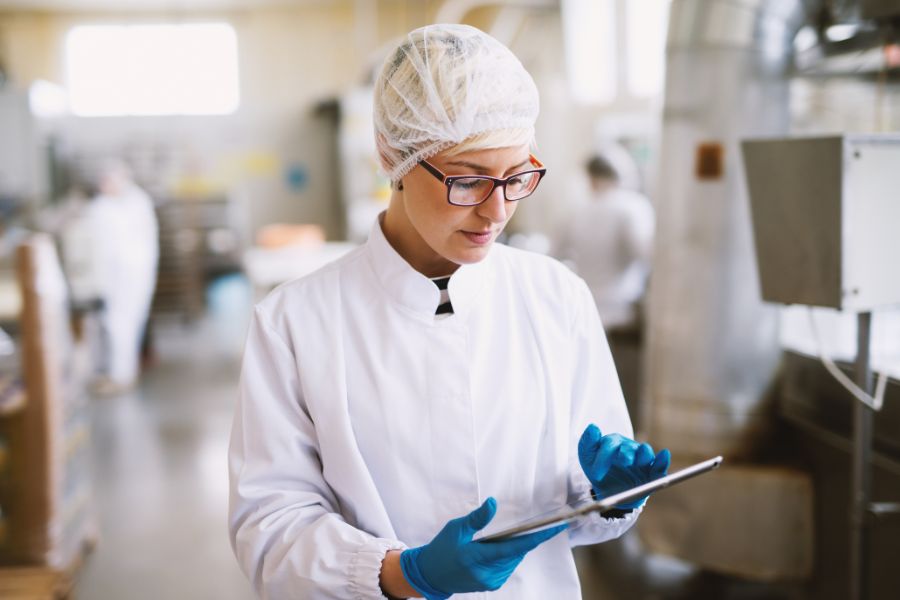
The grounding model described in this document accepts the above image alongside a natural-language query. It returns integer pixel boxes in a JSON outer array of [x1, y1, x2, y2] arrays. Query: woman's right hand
[[398, 497, 567, 599]]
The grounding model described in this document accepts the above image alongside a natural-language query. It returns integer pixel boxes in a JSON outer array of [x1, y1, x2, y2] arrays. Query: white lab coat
[[558, 188, 654, 330], [229, 215, 638, 600], [90, 184, 159, 384]]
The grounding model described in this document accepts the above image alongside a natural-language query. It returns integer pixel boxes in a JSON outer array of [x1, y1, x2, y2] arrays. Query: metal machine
[[743, 133, 900, 600]]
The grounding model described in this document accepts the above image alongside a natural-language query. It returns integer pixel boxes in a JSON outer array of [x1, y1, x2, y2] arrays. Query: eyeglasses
[[418, 154, 547, 206]]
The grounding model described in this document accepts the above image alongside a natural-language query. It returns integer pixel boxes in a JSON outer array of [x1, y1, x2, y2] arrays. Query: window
[[65, 23, 240, 116], [561, 0, 617, 105], [626, 0, 669, 98], [562, 0, 670, 104]]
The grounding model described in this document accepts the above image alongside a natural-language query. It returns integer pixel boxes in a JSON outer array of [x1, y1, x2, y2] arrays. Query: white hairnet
[[374, 24, 540, 182]]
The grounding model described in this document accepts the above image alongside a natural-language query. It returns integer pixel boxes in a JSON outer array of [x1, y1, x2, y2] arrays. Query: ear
[[396, 180, 404, 191]]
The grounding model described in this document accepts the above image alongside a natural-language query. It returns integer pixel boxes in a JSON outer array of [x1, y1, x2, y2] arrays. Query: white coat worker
[[557, 154, 655, 331], [88, 161, 159, 393], [229, 24, 671, 600]]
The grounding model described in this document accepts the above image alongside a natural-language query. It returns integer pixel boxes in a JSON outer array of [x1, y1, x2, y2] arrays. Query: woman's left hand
[[577, 424, 670, 510]]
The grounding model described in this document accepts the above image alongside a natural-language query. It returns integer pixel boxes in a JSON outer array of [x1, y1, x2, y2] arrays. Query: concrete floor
[[75, 276, 254, 599]]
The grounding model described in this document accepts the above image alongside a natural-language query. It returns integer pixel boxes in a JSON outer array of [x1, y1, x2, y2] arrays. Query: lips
[[461, 230, 493, 245]]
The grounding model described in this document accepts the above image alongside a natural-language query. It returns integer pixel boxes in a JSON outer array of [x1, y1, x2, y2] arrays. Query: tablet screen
[[476, 455, 723, 543]]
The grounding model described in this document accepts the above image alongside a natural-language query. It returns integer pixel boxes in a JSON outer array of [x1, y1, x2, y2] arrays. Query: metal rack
[[151, 195, 241, 321]]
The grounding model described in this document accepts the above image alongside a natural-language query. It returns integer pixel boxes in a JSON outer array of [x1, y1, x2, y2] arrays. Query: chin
[[450, 245, 493, 265]]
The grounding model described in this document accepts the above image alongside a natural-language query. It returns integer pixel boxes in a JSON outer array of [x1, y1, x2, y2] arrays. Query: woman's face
[[384, 144, 531, 277]]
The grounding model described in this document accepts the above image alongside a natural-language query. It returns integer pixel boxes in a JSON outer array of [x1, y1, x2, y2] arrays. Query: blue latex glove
[[578, 424, 671, 510], [399, 497, 567, 599]]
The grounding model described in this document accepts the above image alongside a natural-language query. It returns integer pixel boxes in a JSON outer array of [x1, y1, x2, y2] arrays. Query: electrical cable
[[807, 308, 888, 411]]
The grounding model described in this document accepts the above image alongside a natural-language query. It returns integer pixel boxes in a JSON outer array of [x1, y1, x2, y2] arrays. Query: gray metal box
[[741, 134, 900, 311]]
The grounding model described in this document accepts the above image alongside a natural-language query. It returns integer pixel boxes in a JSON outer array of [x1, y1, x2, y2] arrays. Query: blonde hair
[[442, 129, 535, 158]]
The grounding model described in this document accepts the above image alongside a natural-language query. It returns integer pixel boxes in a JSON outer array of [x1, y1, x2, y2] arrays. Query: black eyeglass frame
[[418, 154, 547, 206]]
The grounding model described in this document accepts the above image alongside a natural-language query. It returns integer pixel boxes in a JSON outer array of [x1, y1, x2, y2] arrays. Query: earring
[[396, 181, 404, 191]]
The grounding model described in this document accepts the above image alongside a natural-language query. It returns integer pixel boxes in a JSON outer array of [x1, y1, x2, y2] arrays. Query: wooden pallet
[[0, 565, 74, 599], [0, 536, 94, 600]]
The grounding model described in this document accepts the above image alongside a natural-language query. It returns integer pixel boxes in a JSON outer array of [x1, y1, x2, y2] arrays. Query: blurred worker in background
[[557, 154, 654, 332], [79, 160, 158, 394], [556, 154, 654, 426]]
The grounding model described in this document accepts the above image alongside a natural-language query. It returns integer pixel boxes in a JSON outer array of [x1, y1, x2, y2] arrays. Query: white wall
[[0, 2, 423, 241], [0, 1, 667, 244]]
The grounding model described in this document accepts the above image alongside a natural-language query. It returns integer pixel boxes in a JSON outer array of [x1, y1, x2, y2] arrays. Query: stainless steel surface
[[851, 312, 874, 600], [643, 0, 818, 458], [741, 134, 900, 311], [666, 0, 810, 54], [795, 41, 891, 77], [741, 136, 843, 307]]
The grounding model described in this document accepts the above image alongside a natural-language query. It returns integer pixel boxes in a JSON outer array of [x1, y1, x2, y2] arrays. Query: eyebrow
[[445, 158, 531, 175]]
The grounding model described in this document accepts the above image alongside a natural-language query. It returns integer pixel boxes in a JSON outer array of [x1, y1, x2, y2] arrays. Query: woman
[[229, 24, 669, 599]]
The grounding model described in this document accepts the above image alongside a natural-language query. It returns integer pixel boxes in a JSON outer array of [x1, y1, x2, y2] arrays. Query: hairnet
[[373, 24, 540, 182]]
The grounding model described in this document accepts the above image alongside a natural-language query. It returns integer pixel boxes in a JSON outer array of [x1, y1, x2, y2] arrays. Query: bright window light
[[626, 0, 670, 98], [65, 23, 239, 116], [561, 0, 617, 105]]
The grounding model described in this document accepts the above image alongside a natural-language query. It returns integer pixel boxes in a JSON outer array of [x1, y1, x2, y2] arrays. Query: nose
[[475, 184, 508, 224]]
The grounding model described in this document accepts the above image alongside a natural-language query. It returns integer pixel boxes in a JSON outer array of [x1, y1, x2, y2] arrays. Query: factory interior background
[[1, 0, 899, 598]]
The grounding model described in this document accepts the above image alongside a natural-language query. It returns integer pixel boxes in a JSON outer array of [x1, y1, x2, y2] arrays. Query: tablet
[[476, 455, 723, 543]]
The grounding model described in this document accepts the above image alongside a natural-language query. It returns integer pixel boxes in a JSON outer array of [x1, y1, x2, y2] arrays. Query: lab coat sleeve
[[565, 277, 642, 547], [229, 308, 404, 600]]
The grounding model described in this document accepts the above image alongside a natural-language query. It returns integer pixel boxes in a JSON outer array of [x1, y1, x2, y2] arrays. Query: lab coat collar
[[366, 214, 491, 320]]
